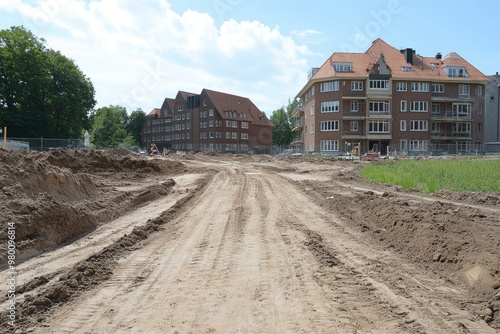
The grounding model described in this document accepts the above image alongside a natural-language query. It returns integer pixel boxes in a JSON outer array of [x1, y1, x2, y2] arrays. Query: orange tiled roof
[[307, 38, 488, 89]]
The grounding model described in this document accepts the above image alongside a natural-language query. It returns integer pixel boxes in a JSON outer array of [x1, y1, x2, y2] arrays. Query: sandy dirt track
[[1, 151, 499, 333]]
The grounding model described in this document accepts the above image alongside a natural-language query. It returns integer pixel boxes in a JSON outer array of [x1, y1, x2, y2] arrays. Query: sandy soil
[[0, 150, 499, 333]]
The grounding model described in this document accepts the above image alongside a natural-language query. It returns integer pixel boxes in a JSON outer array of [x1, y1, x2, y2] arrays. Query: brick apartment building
[[292, 38, 489, 155], [485, 73, 500, 152], [142, 89, 273, 153]]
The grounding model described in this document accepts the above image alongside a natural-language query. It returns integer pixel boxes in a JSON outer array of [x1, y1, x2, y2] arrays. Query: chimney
[[401, 48, 414, 65], [435, 52, 442, 59]]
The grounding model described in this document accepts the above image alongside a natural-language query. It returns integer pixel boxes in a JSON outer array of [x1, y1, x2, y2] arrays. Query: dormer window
[[443, 66, 469, 78], [177, 106, 183, 112], [333, 62, 352, 72], [401, 66, 413, 72]]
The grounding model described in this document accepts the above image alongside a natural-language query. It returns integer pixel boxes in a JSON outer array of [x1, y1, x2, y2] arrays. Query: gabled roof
[[160, 98, 175, 112], [147, 108, 161, 117], [177, 90, 197, 101], [202, 88, 273, 127], [301, 38, 488, 96]]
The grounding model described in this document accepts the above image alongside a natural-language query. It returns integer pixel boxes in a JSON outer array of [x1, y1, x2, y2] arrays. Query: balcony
[[342, 131, 365, 139], [431, 112, 472, 121], [431, 131, 472, 140], [342, 110, 366, 120], [367, 110, 391, 119]]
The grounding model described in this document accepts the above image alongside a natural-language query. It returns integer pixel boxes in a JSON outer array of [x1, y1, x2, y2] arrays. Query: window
[[241, 133, 249, 140], [409, 140, 427, 151], [226, 132, 231, 139], [411, 82, 429, 92], [209, 109, 214, 116], [432, 103, 440, 113], [320, 140, 339, 151], [453, 122, 471, 136], [402, 66, 413, 72], [478, 123, 482, 133], [310, 105, 314, 116], [226, 120, 231, 127], [232, 121, 238, 128], [410, 120, 428, 131], [477, 103, 483, 114], [452, 103, 471, 117], [351, 81, 363, 91], [477, 86, 483, 96], [310, 123, 314, 134], [320, 121, 339, 131], [333, 62, 352, 72], [444, 66, 468, 78], [209, 132, 214, 138], [209, 120, 214, 127], [241, 122, 249, 129], [400, 140, 407, 152], [369, 101, 390, 114], [400, 100, 407, 112], [456, 141, 471, 152], [431, 123, 441, 134], [186, 123, 190, 129], [186, 113, 190, 120], [203, 99, 207, 106], [321, 101, 340, 113], [309, 141, 314, 152], [432, 84, 444, 93], [320, 81, 339, 92], [410, 101, 428, 112], [369, 120, 389, 133], [459, 84, 470, 98], [350, 121, 358, 132], [396, 81, 407, 91], [400, 120, 406, 131], [369, 80, 389, 90], [177, 106, 183, 112], [350, 100, 359, 112], [175, 114, 182, 120]]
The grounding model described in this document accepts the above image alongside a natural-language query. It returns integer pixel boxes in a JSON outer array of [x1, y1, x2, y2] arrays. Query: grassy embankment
[[359, 158, 500, 193]]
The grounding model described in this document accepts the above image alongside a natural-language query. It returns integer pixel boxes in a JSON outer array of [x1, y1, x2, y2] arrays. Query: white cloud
[[2, 0, 312, 113]]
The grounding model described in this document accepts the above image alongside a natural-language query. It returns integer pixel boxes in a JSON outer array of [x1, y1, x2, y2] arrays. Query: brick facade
[[292, 39, 489, 155], [142, 89, 273, 153]]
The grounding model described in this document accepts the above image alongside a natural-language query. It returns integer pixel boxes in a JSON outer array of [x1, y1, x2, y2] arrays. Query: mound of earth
[[0, 149, 186, 267]]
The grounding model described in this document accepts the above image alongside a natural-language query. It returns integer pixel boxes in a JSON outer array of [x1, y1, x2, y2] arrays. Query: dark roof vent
[[436, 52, 442, 59]]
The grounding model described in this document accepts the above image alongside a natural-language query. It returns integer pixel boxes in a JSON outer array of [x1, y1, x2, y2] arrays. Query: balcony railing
[[431, 112, 472, 120], [431, 131, 472, 139]]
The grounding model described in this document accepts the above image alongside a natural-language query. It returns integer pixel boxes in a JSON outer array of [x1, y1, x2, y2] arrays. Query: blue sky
[[0, 0, 498, 115]]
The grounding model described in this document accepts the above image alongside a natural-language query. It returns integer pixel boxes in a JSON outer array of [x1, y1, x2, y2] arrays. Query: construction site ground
[[1, 149, 499, 334]]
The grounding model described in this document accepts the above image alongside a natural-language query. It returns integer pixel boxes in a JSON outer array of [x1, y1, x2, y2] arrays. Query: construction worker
[[150, 143, 158, 157]]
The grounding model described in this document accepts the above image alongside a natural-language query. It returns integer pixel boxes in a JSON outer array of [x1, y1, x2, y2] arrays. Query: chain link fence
[[6, 137, 85, 151]]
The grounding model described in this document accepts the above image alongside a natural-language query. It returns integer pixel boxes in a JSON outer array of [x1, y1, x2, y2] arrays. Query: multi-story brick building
[[142, 89, 273, 153], [292, 38, 489, 155]]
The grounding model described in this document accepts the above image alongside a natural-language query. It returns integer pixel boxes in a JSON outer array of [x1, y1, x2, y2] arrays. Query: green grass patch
[[359, 159, 500, 193]]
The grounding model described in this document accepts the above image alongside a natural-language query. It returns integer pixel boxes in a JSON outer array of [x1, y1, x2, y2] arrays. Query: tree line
[[0, 26, 145, 148]]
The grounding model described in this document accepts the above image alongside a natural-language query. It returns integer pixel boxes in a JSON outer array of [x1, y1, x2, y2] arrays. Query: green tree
[[0, 26, 95, 138], [270, 106, 293, 145], [91, 106, 132, 148], [125, 108, 146, 146]]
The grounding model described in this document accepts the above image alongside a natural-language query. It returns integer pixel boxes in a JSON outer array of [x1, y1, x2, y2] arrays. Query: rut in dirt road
[[35, 162, 496, 334]]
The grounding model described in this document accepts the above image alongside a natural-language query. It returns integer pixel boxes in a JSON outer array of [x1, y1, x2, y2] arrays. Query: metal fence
[[6, 137, 85, 151]]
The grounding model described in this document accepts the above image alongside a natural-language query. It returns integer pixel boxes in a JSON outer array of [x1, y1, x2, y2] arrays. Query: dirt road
[[1, 151, 499, 333]]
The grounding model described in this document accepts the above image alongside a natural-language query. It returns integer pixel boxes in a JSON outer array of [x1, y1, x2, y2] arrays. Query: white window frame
[[350, 121, 358, 132], [351, 81, 363, 91], [369, 101, 390, 114], [400, 100, 407, 112], [409, 140, 428, 152], [459, 84, 470, 98], [400, 120, 406, 131], [320, 81, 339, 92], [432, 83, 444, 93], [321, 101, 340, 113], [320, 140, 339, 152], [368, 120, 390, 133], [350, 100, 359, 112], [411, 82, 429, 92], [410, 120, 428, 131], [410, 101, 428, 112], [320, 120, 339, 131], [369, 80, 389, 90], [396, 81, 407, 91]]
